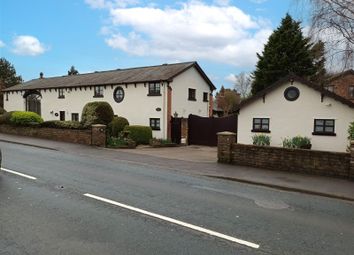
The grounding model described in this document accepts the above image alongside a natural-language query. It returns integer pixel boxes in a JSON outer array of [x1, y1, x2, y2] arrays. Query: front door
[[60, 111, 65, 121]]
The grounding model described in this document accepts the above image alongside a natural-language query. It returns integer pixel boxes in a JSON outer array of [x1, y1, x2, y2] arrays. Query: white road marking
[[1, 167, 37, 180], [84, 193, 260, 249]]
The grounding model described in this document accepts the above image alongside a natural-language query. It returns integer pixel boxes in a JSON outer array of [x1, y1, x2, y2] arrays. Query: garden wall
[[0, 124, 106, 147], [217, 132, 354, 179]]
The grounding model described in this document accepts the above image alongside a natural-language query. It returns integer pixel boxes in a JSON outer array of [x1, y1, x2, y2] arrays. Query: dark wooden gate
[[171, 117, 182, 144], [188, 114, 237, 146]]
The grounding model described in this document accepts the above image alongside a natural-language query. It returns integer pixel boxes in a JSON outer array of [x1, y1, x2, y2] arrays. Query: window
[[94, 86, 104, 97], [71, 113, 79, 121], [148, 83, 161, 96], [150, 118, 160, 130], [113, 86, 124, 103], [5, 93, 8, 101], [349, 86, 354, 98], [58, 88, 65, 99], [284, 86, 300, 101], [252, 118, 270, 132], [188, 88, 196, 101], [203, 92, 209, 102], [313, 119, 336, 136]]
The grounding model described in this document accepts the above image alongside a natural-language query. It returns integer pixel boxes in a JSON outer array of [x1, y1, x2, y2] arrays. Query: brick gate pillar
[[91, 124, 106, 147], [217, 131, 236, 163]]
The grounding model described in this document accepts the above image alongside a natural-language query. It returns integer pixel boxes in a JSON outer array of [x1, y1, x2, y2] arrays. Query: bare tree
[[233, 72, 252, 99], [297, 0, 354, 70]]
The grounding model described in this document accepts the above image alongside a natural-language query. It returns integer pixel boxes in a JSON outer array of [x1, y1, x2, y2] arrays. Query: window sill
[[58, 96, 65, 99], [251, 129, 270, 133], [188, 98, 196, 101], [203, 100, 208, 102], [93, 95, 104, 98], [312, 132, 336, 136], [147, 93, 161, 96], [151, 128, 161, 131]]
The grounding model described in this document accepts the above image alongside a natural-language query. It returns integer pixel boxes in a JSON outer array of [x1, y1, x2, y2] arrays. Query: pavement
[[0, 132, 354, 202]]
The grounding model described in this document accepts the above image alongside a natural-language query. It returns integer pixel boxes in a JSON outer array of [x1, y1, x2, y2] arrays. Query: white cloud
[[225, 73, 237, 83], [0, 40, 5, 47], [12, 35, 47, 56], [85, 0, 139, 9], [89, 1, 272, 67]]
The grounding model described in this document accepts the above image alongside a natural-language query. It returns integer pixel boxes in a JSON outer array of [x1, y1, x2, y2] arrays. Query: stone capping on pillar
[[350, 140, 354, 180], [91, 124, 107, 147], [217, 131, 236, 163]]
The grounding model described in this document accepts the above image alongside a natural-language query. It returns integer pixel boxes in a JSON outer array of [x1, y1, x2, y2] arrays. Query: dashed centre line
[[84, 193, 260, 249], [1, 167, 37, 180]]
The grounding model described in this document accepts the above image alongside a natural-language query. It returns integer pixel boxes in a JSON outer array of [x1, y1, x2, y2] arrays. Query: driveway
[[121, 145, 217, 163]]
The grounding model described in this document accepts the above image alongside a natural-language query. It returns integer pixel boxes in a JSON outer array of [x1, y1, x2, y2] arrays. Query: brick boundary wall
[[0, 124, 106, 147], [217, 132, 354, 180]]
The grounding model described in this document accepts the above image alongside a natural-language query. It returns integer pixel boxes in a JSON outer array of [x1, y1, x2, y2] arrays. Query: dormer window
[[58, 88, 65, 99], [148, 83, 161, 96], [94, 86, 104, 97]]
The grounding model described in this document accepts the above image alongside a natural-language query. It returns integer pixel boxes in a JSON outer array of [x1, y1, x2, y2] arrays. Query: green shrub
[[107, 136, 136, 148], [41, 120, 86, 129], [348, 121, 354, 140], [81, 101, 114, 127], [149, 138, 176, 147], [10, 111, 43, 126], [123, 125, 152, 145], [0, 107, 6, 115], [108, 116, 129, 137], [252, 134, 271, 146], [282, 136, 311, 149], [0, 111, 14, 124]]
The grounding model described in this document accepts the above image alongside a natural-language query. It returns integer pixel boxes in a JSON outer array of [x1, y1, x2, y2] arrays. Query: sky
[[0, 0, 304, 91]]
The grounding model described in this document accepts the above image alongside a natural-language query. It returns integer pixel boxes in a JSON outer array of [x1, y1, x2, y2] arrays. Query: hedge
[[123, 125, 152, 145], [9, 111, 43, 126], [81, 101, 114, 127], [41, 120, 86, 129], [108, 116, 129, 137]]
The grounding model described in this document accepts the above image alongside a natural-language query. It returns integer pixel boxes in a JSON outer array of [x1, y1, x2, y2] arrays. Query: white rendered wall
[[238, 81, 354, 152], [4, 92, 25, 111], [170, 66, 211, 118]]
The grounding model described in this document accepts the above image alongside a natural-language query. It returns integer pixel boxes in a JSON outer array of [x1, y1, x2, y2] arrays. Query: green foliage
[[0, 111, 14, 124], [252, 14, 319, 94], [107, 136, 136, 148], [348, 122, 354, 140], [0, 57, 23, 88], [10, 111, 43, 126], [81, 101, 114, 126], [41, 120, 86, 129], [282, 136, 311, 149], [0, 107, 6, 115], [252, 134, 271, 146], [123, 125, 152, 145], [149, 138, 176, 147], [107, 116, 129, 137], [68, 65, 79, 75]]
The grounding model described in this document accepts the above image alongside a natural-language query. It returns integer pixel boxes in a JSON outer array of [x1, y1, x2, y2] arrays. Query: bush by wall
[[252, 134, 270, 146], [9, 111, 43, 126], [81, 101, 114, 126], [283, 136, 311, 149], [108, 116, 129, 137], [123, 125, 152, 145], [41, 120, 86, 129], [348, 122, 354, 140]]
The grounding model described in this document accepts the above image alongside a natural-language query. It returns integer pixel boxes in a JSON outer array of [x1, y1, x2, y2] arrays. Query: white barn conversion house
[[237, 75, 354, 152], [3, 62, 215, 139]]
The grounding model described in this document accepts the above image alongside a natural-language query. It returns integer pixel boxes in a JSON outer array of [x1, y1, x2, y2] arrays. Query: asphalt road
[[0, 141, 353, 255]]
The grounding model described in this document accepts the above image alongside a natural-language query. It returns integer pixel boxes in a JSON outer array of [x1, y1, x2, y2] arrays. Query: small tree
[[0, 58, 23, 88], [215, 86, 240, 116], [68, 66, 79, 75], [233, 72, 252, 99]]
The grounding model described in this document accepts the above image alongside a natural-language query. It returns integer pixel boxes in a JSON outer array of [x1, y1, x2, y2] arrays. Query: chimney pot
[[40, 72, 44, 79]]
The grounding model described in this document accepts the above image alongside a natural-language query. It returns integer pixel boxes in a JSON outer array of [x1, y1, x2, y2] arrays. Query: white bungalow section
[[237, 76, 354, 152], [3, 62, 215, 139]]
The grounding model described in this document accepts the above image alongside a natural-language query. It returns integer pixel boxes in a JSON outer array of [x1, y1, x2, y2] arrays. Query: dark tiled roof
[[328, 69, 354, 81], [237, 75, 354, 110], [4, 61, 216, 91]]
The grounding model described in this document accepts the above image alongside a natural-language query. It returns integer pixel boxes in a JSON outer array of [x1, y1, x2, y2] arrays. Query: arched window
[[24, 91, 42, 115]]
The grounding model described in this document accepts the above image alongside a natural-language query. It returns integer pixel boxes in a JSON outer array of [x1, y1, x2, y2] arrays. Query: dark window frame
[[148, 82, 161, 96], [312, 119, 336, 136], [149, 118, 161, 131], [113, 86, 125, 103], [349, 86, 354, 99], [71, 113, 79, 121], [58, 88, 65, 99], [203, 92, 209, 102], [94, 86, 104, 98], [188, 88, 196, 101], [252, 118, 270, 133]]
